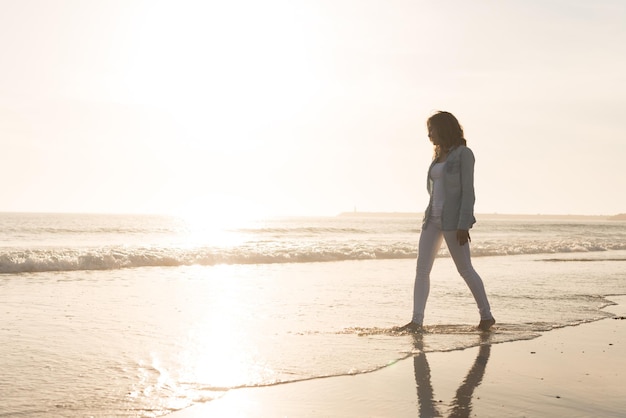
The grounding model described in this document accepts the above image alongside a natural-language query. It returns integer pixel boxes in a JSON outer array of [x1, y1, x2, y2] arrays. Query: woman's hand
[[457, 229, 471, 246]]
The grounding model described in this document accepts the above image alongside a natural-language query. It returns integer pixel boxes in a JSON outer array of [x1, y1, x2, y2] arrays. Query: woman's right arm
[[457, 147, 476, 231]]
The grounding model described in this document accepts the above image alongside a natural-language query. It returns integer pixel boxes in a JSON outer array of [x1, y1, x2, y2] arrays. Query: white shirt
[[430, 162, 446, 217]]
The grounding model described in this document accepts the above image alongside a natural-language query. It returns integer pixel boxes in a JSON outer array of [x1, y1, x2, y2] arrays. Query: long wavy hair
[[427, 111, 467, 158]]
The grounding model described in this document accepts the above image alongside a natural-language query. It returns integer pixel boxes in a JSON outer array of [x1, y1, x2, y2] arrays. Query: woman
[[400, 111, 495, 332]]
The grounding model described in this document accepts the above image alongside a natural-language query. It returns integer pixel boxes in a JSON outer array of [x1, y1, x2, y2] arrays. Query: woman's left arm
[[457, 147, 476, 231]]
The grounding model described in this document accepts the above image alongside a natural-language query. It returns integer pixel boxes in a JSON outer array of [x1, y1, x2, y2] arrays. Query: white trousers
[[412, 216, 493, 324]]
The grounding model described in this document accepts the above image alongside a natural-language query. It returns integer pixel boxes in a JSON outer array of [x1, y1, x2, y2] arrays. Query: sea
[[2, 212, 626, 417]]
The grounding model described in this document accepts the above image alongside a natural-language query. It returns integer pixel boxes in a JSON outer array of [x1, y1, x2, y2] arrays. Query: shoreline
[[169, 295, 626, 417]]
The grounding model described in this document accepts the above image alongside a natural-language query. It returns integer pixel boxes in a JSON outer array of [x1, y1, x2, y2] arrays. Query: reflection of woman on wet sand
[[413, 335, 491, 418], [401, 111, 496, 332]]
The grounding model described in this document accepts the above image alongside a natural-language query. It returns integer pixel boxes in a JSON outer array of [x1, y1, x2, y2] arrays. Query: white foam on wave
[[2, 237, 626, 274]]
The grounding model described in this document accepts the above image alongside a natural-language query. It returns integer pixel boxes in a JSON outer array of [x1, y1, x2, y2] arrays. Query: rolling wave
[[0, 246, 414, 274], [2, 238, 626, 274]]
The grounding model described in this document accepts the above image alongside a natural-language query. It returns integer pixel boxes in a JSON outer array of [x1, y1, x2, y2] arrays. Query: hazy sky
[[2, 0, 625, 218]]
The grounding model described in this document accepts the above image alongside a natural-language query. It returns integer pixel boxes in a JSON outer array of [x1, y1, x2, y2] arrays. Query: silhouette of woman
[[401, 111, 495, 332]]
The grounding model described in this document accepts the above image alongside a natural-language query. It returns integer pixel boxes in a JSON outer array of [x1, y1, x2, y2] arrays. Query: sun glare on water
[[173, 266, 277, 391], [171, 194, 268, 247]]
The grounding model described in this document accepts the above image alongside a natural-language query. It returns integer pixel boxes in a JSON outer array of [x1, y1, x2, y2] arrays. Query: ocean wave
[[468, 239, 626, 257], [0, 246, 415, 274], [236, 226, 372, 235], [2, 239, 625, 274]]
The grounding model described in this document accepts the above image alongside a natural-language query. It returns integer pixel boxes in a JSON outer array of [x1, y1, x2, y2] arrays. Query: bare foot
[[478, 318, 496, 331], [395, 322, 423, 333]]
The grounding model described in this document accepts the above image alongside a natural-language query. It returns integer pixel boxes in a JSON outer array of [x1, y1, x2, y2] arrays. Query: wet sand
[[169, 295, 626, 417]]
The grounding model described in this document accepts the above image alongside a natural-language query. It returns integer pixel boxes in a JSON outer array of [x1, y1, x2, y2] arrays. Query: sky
[[1, 0, 625, 219]]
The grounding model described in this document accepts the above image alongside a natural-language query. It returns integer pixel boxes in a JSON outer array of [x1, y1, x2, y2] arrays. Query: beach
[[170, 295, 626, 418], [2, 213, 626, 417], [4, 0, 626, 415]]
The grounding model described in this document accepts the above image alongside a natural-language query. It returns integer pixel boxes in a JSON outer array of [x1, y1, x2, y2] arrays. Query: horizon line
[[0, 210, 624, 219]]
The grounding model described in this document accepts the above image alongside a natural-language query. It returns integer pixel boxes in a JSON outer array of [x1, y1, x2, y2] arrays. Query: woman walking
[[401, 111, 495, 332]]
